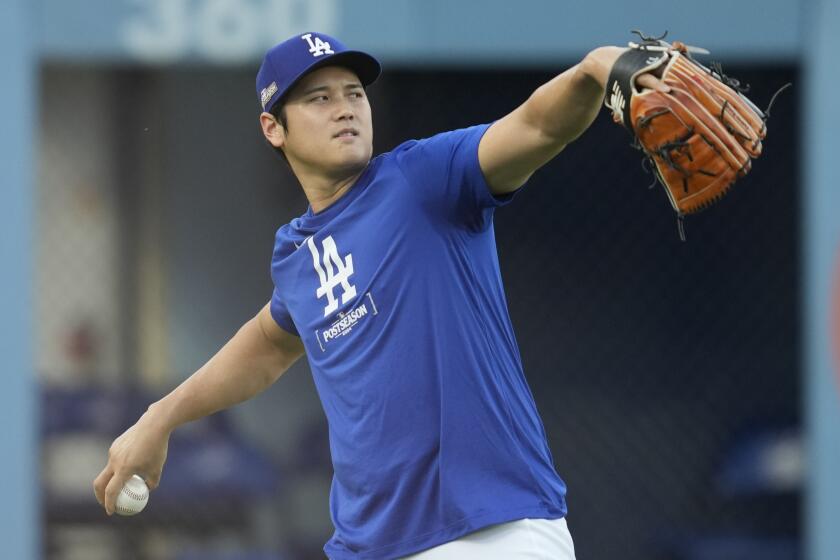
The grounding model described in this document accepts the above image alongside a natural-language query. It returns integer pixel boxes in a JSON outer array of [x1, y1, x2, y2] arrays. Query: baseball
[[114, 474, 149, 516]]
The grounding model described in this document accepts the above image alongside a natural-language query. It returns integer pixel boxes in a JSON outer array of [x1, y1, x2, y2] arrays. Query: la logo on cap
[[302, 33, 334, 57]]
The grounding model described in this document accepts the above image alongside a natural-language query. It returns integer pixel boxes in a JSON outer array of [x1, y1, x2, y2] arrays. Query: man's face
[[268, 65, 373, 176]]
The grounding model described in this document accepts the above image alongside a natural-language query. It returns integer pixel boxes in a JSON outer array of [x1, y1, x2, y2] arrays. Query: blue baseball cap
[[256, 32, 381, 113]]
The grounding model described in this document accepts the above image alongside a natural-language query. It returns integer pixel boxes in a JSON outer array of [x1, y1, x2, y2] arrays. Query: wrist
[[143, 400, 178, 436]]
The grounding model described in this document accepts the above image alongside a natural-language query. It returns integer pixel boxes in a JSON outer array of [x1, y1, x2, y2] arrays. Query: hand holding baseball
[[93, 410, 171, 516]]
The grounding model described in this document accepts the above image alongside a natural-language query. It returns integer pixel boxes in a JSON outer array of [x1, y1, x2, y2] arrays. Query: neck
[[293, 163, 368, 214]]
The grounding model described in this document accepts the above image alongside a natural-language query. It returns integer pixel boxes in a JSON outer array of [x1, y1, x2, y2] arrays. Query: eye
[[349, 91, 365, 99], [310, 95, 328, 103]]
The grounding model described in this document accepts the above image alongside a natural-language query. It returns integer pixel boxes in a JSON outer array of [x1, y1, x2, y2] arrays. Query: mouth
[[333, 128, 359, 139]]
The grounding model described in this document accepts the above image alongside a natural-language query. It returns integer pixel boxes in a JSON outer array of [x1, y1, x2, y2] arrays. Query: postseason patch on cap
[[260, 82, 278, 110]]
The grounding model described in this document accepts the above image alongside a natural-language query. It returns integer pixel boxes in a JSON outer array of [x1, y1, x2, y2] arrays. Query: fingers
[[103, 470, 132, 516], [636, 73, 671, 94], [92, 465, 113, 508], [146, 471, 161, 491]]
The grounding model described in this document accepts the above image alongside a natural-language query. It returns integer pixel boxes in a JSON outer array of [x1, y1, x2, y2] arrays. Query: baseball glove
[[605, 31, 789, 240]]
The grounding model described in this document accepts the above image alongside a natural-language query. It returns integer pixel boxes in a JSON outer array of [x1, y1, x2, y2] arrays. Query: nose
[[334, 97, 355, 121]]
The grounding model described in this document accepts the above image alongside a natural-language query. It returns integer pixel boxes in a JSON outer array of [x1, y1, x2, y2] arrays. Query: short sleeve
[[394, 123, 524, 231], [270, 287, 299, 336]]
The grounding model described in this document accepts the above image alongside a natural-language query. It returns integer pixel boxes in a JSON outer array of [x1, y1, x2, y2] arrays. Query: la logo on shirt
[[306, 234, 379, 352]]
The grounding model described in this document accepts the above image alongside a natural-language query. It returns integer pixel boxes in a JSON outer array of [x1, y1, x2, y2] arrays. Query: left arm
[[478, 46, 668, 195]]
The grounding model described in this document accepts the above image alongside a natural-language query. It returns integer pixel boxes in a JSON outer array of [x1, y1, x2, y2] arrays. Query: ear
[[260, 112, 286, 149]]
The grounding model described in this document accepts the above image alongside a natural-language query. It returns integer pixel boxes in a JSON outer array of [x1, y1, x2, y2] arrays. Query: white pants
[[401, 517, 576, 559]]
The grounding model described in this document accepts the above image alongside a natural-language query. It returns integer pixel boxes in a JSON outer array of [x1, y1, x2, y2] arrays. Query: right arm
[[93, 303, 304, 515]]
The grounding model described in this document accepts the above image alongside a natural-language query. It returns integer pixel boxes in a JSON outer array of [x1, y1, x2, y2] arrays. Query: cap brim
[[312, 51, 381, 87], [269, 51, 381, 112]]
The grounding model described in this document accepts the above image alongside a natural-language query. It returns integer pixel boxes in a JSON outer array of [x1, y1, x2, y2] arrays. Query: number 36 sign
[[122, 0, 337, 63]]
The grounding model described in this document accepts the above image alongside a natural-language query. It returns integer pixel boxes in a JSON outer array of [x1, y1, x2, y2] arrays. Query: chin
[[336, 146, 372, 170]]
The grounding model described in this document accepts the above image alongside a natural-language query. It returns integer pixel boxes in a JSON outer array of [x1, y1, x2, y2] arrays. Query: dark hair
[[267, 102, 290, 165]]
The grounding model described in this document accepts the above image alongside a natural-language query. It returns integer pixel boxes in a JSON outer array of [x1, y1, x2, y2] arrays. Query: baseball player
[[94, 32, 669, 559]]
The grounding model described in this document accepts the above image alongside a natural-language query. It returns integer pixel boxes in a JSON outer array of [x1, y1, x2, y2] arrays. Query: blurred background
[[2, 1, 838, 559]]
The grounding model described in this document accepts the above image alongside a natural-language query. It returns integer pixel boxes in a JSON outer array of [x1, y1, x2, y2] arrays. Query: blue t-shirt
[[269, 124, 567, 559]]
